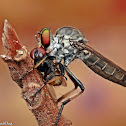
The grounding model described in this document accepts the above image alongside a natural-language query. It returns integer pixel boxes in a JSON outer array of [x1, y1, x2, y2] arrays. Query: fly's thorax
[[47, 27, 88, 65], [61, 39, 70, 48], [64, 53, 76, 66], [55, 27, 88, 44]]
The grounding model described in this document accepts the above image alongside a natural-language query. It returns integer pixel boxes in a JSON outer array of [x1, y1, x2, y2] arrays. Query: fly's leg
[[55, 91, 83, 126], [32, 72, 55, 98], [65, 67, 85, 90], [20, 55, 56, 81], [55, 67, 85, 126], [57, 88, 76, 103], [49, 63, 67, 80], [59, 63, 65, 76], [19, 55, 49, 81], [58, 63, 67, 80], [19, 68, 34, 81], [57, 66, 85, 102]]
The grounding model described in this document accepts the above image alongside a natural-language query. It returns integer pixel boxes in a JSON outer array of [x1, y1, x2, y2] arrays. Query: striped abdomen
[[77, 45, 126, 87]]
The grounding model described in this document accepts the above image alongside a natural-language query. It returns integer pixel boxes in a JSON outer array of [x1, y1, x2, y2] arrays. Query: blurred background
[[0, 0, 126, 126]]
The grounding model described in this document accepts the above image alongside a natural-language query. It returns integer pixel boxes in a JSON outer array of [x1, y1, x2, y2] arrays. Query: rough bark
[[1, 19, 72, 126]]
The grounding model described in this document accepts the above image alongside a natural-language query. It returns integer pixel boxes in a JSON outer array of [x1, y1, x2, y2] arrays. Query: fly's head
[[30, 47, 46, 61], [30, 28, 52, 61]]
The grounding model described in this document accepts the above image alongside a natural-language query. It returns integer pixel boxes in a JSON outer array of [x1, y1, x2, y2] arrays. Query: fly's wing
[[47, 75, 67, 87], [61, 77, 67, 87], [46, 84, 57, 102], [76, 44, 126, 87]]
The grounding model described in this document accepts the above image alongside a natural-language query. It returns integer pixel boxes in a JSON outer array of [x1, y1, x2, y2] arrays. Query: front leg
[[32, 72, 55, 98], [55, 66, 85, 125], [19, 56, 47, 81], [65, 66, 85, 91], [58, 63, 67, 80]]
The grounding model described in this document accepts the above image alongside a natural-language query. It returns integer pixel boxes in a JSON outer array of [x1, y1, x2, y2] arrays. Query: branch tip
[[1, 20, 72, 126]]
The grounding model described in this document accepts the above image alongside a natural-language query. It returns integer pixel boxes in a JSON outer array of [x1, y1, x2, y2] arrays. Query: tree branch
[[1, 19, 72, 126]]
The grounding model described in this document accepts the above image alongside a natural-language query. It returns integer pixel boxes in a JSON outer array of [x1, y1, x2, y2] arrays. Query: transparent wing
[[61, 77, 67, 87], [76, 44, 126, 87], [46, 84, 57, 102]]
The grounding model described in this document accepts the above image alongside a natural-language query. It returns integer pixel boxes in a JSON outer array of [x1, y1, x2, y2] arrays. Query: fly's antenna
[[35, 35, 39, 42], [37, 31, 40, 34], [35, 34, 41, 47]]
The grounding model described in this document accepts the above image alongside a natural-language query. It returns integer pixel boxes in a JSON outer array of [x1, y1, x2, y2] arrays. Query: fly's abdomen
[[78, 45, 126, 87]]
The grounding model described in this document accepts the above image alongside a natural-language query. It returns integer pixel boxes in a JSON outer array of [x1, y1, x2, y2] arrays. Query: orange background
[[0, 0, 126, 126]]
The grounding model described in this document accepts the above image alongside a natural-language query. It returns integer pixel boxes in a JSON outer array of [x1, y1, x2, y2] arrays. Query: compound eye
[[37, 47, 46, 56], [41, 28, 50, 48], [30, 47, 46, 59], [30, 48, 36, 59]]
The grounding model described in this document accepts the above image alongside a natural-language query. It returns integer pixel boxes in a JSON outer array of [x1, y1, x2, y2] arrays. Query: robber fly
[[41, 26, 126, 125], [48, 27, 126, 86]]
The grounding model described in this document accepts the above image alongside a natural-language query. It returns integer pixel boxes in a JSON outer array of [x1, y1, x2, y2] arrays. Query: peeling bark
[[1, 19, 72, 126]]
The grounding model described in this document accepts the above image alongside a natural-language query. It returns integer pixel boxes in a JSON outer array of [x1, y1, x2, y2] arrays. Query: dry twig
[[1, 19, 72, 126]]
